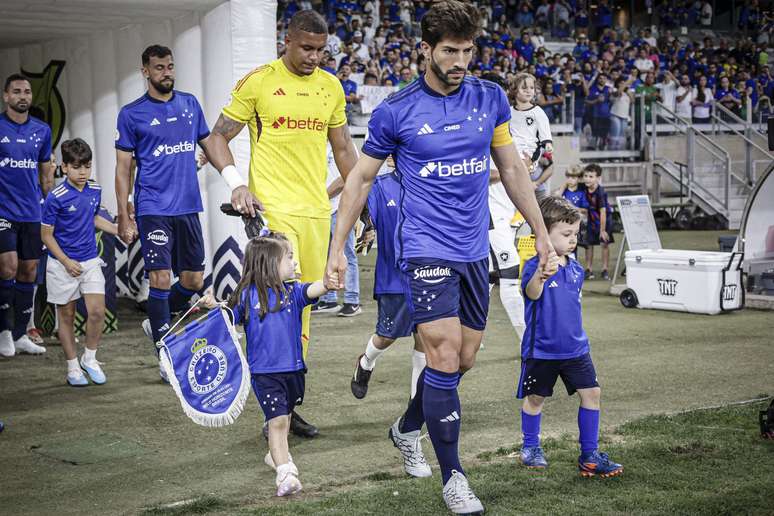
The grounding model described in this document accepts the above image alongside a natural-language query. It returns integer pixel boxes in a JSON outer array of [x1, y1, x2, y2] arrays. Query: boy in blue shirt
[[41, 139, 117, 386], [518, 195, 623, 477], [557, 165, 589, 250], [580, 164, 614, 280]]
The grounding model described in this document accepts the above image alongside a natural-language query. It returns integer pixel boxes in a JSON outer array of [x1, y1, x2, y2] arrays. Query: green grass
[[246, 401, 774, 516], [143, 496, 229, 515]]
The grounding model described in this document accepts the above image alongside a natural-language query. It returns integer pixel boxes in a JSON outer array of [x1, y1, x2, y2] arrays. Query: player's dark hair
[[60, 138, 92, 166], [4, 73, 30, 92], [228, 232, 292, 321], [481, 72, 507, 91], [421, 0, 480, 48], [540, 196, 582, 232], [141, 45, 173, 66], [583, 163, 603, 177], [288, 10, 328, 35]]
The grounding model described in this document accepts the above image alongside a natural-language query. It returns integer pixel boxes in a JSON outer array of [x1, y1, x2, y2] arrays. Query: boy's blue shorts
[[251, 371, 305, 421], [586, 217, 615, 246], [517, 353, 599, 398], [375, 293, 414, 339]]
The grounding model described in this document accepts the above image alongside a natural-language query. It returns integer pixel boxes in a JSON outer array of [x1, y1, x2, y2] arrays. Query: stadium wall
[[0, 0, 278, 300]]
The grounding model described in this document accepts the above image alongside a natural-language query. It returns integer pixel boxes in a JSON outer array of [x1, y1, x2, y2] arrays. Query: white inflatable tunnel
[[739, 161, 774, 294], [0, 0, 277, 299]]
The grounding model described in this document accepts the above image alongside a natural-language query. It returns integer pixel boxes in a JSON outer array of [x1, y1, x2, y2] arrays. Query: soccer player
[[518, 196, 623, 478], [202, 10, 360, 437], [350, 170, 426, 401], [41, 138, 117, 386], [325, 2, 554, 513], [0, 73, 53, 357], [115, 45, 219, 380]]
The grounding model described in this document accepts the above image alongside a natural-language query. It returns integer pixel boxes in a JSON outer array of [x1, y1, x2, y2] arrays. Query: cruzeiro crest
[[187, 338, 228, 395], [21, 60, 66, 149]]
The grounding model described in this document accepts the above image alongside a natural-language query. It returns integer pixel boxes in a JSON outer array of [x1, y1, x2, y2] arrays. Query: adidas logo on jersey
[[67, 205, 77, 212], [0, 157, 36, 169], [273, 88, 286, 96], [440, 411, 460, 423], [150, 118, 161, 126], [416, 123, 433, 135], [152, 140, 195, 158], [548, 280, 559, 288], [0, 136, 9, 143], [387, 199, 396, 207]]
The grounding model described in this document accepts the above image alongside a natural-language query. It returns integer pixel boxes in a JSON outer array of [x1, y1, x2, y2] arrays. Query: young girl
[[221, 232, 330, 496], [509, 73, 554, 200]]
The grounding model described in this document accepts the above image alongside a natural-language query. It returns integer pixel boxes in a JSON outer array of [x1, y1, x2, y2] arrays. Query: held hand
[[324, 250, 347, 290], [200, 288, 218, 309], [601, 230, 610, 243], [117, 213, 137, 244], [231, 186, 263, 218], [534, 232, 557, 279], [64, 258, 83, 277]]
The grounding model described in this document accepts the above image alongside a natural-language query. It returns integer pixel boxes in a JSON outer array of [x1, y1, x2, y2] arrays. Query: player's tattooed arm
[[200, 114, 244, 172], [211, 114, 245, 142]]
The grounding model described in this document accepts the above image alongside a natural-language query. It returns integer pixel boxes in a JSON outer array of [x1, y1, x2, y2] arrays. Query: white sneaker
[[275, 463, 302, 497], [388, 417, 432, 478], [141, 319, 154, 343], [0, 330, 14, 357], [264, 451, 294, 471], [442, 470, 484, 515], [14, 334, 46, 354]]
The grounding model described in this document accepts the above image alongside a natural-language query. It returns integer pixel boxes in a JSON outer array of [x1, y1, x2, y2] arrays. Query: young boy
[[518, 196, 623, 477], [580, 164, 614, 280], [41, 138, 117, 386], [558, 165, 589, 252]]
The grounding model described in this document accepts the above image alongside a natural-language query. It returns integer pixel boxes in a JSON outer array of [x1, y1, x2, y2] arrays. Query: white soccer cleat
[[0, 330, 14, 357], [389, 418, 432, 478], [442, 470, 484, 515], [14, 334, 46, 354], [264, 451, 294, 471], [275, 463, 302, 497]]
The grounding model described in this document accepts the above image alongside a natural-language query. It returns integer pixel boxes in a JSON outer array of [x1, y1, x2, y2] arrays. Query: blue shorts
[[137, 214, 205, 273], [0, 218, 42, 261], [517, 353, 599, 398], [402, 258, 489, 331], [586, 217, 615, 246], [375, 293, 414, 339], [251, 372, 305, 421]]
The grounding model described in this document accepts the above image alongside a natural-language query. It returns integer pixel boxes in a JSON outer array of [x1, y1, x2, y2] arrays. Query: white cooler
[[621, 249, 745, 315]]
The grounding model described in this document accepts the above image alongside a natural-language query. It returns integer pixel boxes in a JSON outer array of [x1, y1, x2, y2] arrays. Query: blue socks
[[147, 287, 171, 344], [578, 407, 600, 455], [521, 410, 541, 448], [0, 279, 14, 333], [12, 281, 34, 340], [423, 367, 463, 485], [400, 368, 426, 433], [168, 282, 196, 313]]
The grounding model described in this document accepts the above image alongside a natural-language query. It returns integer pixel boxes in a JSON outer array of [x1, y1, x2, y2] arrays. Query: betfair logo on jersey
[[418, 156, 489, 178], [0, 157, 37, 169], [152, 140, 195, 158], [271, 116, 327, 132]]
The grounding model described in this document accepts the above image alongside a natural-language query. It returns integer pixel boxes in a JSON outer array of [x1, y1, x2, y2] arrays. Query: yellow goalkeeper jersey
[[222, 58, 347, 219]]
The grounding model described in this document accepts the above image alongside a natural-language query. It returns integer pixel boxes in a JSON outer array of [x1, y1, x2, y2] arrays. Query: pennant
[[158, 306, 250, 427]]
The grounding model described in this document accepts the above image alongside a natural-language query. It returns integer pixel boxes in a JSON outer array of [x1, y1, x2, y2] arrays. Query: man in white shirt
[[634, 49, 655, 73], [675, 73, 694, 120], [657, 71, 678, 115], [352, 31, 370, 61]]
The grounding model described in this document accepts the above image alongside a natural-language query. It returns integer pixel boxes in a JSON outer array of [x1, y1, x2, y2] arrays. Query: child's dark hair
[[60, 138, 92, 166], [228, 232, 292, 321], [421, 0, 480, 48], [540, 196, 581, 232], [583, 163, 603, 176]]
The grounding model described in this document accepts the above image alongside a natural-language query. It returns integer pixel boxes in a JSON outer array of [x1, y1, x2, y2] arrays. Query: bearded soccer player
[[115, 45, 223, 381], [0, 74, 53, 357], [324, 2, 554, 513], [202, 10, 359, 437]]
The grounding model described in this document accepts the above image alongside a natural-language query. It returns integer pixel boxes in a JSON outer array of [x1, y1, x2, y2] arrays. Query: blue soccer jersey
[[367, 172, 404, 296], [521, 256, 590, 360], [563, 188, 589, 210], [234, 282, 317, 374], [0, 113, 52, 222], [115, 92, 209, 217], [41, 181, 101, 262], [362, 76, 512, 263]]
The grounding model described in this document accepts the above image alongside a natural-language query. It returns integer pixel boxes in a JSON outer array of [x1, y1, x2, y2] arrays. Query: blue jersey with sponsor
[[0, 113, 52, 222], [367, 173, 403, 296], [563, 188, 589, 210], [362, 76, 511, 263], [234, 282, 317, 374], [521, 256, 589, 360], [41, 180, 101, 262], [115, 91, 210, 217]]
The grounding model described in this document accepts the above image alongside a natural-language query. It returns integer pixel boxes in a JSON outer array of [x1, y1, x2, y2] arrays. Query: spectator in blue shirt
[[585, 73, 612, 149]]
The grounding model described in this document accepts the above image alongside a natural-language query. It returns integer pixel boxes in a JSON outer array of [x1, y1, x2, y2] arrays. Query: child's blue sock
[[423, 367, 463, 485], [400, 368, 425, 433], [521, 410, 541, 448], [147, 287, 171, 344], [578, 407, 600, 455], [168, 282, 197, 313], [12, 281, 35, 340], [0, 279, 14, 332]]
